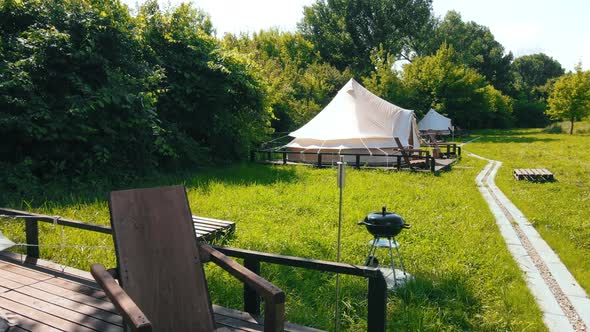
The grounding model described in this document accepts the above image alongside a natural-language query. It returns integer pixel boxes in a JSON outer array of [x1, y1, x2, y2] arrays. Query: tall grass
[[466, 124, 590, 296], [1, 160, 545, 331]]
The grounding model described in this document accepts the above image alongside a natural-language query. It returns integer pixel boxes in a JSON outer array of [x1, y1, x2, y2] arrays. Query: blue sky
[[123, 0, 590, 71]]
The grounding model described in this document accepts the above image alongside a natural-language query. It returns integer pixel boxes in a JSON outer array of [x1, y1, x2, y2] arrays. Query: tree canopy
[[547, 64, 590, 134], [402, 44, 513, 128], [425, 11, 513, 92], [299, 0, 433, 75]]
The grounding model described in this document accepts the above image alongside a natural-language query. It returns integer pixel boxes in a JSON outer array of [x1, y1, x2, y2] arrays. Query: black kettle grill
[[358, 206, 411, 237], [359, 206, 410, 286]]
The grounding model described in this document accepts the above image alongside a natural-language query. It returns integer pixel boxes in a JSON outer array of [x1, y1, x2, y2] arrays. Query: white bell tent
[[284, 78, 420, 165], [418, 109, 452, 134]]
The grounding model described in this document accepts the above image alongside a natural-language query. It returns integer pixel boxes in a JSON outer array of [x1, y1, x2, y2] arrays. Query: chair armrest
[[199, 244, 284, 303], [91, 264, 152, 332], [199, 244, 285, 332]]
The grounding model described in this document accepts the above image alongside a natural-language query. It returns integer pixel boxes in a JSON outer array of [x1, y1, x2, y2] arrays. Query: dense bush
[[0, 0, 164, 190], [0, 0, 272, 192]]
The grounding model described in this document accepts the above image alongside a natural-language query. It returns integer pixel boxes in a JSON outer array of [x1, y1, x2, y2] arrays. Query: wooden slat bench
[[193, 215, 235, 242], [513, 168, 554, 182], [0, 252, 323, 332]]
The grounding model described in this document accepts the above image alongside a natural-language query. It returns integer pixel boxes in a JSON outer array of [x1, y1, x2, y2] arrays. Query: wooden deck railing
[[0, 207, 388, 332], [251, 145, 460, 172]]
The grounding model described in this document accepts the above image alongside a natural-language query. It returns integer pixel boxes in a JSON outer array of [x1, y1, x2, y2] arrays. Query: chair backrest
[[108, 185, 215, 331], [394, 137, 411, 165]]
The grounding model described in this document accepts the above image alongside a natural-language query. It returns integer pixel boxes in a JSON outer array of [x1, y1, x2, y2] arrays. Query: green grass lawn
[[465, 122, 590, 297], [1, 158, 545, 331]]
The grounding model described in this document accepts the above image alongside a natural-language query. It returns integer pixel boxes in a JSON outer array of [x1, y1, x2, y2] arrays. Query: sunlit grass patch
[[1, 160, 545, 331], [466, 124, 590, 295]]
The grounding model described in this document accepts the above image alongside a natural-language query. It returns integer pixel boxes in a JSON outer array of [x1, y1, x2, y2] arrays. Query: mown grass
[[0, 159, 545, 331], [465, 121, 590, 295]]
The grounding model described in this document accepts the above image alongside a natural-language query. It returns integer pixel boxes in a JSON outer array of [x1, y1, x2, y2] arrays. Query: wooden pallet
[[193, 215, 235, 242], [513, 168, 554, 182]]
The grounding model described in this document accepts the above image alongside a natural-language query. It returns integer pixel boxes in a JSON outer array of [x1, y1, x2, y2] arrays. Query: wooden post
[[282, 152, 287, 165], [317, 154, 322, 168], [446, 144, 450, 158], [25, 219, 39, 258], [243, 258, 261, 316], [396, 156, 401, 171], [367, 275, 387, 332], [356, 155, 361, 169], [458, 146, 461, 157], [430, 156, 436, 172]]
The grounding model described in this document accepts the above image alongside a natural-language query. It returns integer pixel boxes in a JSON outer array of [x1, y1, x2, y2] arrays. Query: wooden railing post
[[282, 152, 287, 165], [458, 146, 461, 157], [317, 153, 322, 168], [244, 257, 261, 316], [430, 156, 436, 172], [367, 275, 387, 332], [356, 155, 361, 169], [446, 144, 450, 158], [396, 156, 401, 171], [25, 219, 39, 258]]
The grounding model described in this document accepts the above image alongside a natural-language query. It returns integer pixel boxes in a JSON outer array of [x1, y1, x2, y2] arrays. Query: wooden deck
[[0, 252, 322, 332], [193, 215, 235, 241]]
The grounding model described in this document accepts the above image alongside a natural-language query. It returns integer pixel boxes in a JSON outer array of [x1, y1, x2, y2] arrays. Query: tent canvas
[[284, 78, 420, 165], [418, 109, 452, 133]]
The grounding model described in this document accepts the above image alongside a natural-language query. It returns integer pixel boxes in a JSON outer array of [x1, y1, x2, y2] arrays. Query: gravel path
[[468, 151, 589, 332]]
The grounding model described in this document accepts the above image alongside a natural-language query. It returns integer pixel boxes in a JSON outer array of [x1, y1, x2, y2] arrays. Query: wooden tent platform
[[0, 252, 322, 332], [513, 168, 554, 182], [193, 215, 235, 241]]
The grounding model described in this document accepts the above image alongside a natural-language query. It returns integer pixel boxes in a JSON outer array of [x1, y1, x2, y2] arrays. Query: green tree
[[138, 1, 272, 162], [510, 53, 564, 127], [224, 29, 349, 132], [299, 0, 433, 75], [403, 44, 513, 128], [426, 11, 513, 92], [547, 64, 590, 134], [361, 46, 408, 107]]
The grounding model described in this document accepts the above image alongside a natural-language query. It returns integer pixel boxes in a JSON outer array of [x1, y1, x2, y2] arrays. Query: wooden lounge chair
[[394, 137, 428, 169], [428, 133, 443, 158], [91, 185, 285, 332]]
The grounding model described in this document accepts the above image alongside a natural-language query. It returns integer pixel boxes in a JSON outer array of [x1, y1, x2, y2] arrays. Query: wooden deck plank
[[0, 268, 43, 287], [0, 276, 22, 290], [28, 282, 117, 314], [0, 307, 60, 332], [44, 278, 107, 300], [15, 286, 122, 326], [1, 291, 119, 332], [0, 296, 94, 332], [0, 254, 323, 332]]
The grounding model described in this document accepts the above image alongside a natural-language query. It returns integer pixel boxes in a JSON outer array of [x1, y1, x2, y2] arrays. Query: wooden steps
[[513, 168, 554, 182], [0, 252, 323, 332]]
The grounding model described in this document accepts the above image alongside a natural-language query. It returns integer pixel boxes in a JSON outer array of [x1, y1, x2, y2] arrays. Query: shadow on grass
[[390, 273, 480, 330], [2, 163, 300, 210], [182, 163, 299, 193], [476, 135, 557, 144]]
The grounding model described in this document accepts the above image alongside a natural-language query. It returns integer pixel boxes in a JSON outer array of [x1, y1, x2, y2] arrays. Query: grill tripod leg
[[394, 240, 407, 277], [388, 237, 397, 287]]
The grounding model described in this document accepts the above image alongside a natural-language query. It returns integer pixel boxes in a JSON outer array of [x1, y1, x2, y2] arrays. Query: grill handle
[[402, 224, 411, 229]]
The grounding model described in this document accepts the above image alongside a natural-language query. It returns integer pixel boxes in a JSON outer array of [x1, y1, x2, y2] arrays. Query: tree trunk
[[570, 116, 575, 135]]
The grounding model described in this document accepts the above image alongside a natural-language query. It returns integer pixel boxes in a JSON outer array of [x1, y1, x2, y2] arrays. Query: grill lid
[[365, 206, 405, 226]]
